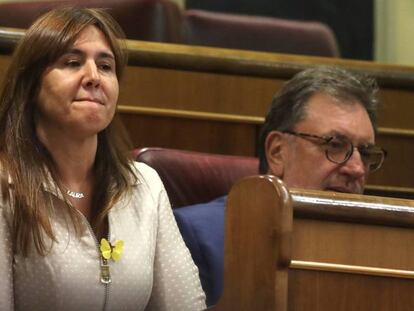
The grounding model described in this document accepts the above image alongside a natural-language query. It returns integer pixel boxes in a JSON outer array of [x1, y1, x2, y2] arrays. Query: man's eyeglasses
[[283, 131, 387, 172]]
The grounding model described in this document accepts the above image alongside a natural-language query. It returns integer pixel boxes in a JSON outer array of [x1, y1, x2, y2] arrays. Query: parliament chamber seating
[[211, 175, 414, 310], [2, 6, 414, 308], [1, 13, 414, 198], [0, 0, 340, 58], [133, 147, 258, 208], [183, 9, 340, 57], [134, 146, 414, 310], [0, 0, 183, 43]]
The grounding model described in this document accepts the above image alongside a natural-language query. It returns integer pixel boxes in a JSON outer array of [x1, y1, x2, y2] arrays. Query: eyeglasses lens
[[326, 139, 385, 171], [325, 137, 352, 163], [359, 147, 385, 172]]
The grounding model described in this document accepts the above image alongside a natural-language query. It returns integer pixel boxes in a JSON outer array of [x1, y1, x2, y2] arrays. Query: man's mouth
[[325, 186, 359, 194]]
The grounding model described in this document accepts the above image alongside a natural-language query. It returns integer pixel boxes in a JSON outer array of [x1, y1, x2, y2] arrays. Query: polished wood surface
[[288, 269, 414, 311], [120, 113, 257, 156], [213, 175, 292, 311], [211, 176, 414, 310], [1, 28, 414, 196]]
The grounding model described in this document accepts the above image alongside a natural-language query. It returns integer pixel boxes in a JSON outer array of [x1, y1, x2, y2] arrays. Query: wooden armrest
[[212, 175, 293, 311]]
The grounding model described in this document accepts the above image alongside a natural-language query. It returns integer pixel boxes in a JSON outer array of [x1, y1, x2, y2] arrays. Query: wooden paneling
[[292, 218, 414, 270], [213, 176, 292, 311], [119, 66, 280, 117], [2, 28, 414, 196], [119, 112, 257, 156], [288, 189, 414, 310], [288, 269, 414, 311], [212, 176, 414, 310], [369, 132, 414, 188], [378, 89, 414, 130]]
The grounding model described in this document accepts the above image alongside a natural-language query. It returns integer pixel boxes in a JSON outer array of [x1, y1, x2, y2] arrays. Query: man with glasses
[[174, 66, 386, 306], [257, 66, 386, 193]]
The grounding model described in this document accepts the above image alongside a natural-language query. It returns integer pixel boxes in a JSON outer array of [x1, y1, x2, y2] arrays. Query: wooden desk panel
[[368, 133, 414, 189], [120, 66, 280, 117], [119, 112, 257, 156], [213, 177, 414, 310], [378, 88, 414, 130], [292, 218, 414, 271], [288, 269, 414, 311]]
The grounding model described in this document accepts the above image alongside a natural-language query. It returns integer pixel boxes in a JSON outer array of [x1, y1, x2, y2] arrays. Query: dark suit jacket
[[173, 196, 227, 307]]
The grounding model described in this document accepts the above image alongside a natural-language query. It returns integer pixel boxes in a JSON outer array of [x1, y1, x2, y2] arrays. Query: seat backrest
[[133, 147, 259, 208], [0, 1, 339, 57], [0, 0, 183, 43], [211, 176, 414, 310], [183, 9, 340, 57]]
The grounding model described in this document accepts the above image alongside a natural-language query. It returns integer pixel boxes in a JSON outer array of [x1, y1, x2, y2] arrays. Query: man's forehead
[[300, 93, 366, 120], [294, 93, 375, 142]]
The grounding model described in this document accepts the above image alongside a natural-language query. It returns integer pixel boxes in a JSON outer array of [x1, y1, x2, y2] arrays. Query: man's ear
[[265, 131, 286, 177]]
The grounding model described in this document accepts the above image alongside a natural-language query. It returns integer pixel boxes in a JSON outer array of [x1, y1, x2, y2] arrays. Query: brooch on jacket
[[99, 238, 124, 284]]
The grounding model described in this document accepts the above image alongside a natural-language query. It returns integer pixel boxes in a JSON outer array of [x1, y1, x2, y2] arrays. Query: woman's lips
[[75, 98, 103, 105]]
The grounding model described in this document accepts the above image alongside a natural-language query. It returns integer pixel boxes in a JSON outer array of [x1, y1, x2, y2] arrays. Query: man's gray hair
[[258, 66, 379, 174]]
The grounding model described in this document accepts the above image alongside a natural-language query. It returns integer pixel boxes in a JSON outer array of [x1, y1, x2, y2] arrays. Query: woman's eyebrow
[[63, 48, 83, 56], [97, 51, 115, 60], [64, 48, 115, 59]]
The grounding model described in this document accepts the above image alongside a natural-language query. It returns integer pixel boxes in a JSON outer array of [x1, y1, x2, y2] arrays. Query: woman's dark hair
[[0, 7, 135, 255]]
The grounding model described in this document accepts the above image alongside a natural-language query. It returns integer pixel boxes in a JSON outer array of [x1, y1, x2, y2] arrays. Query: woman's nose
[[83, 61, 100, 88]]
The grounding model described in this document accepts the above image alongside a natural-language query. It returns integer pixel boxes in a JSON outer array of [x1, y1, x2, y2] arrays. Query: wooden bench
[[211, 175, 414, 310]]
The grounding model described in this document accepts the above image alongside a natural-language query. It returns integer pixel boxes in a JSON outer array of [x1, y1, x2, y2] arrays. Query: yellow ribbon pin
[[100, 238, 124, 261]]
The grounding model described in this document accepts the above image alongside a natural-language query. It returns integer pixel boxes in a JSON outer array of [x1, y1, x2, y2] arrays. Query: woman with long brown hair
[[0, 7, 205, 310]]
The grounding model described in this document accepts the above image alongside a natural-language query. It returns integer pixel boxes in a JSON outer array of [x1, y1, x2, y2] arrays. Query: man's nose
[[339, 148, 367, 178]]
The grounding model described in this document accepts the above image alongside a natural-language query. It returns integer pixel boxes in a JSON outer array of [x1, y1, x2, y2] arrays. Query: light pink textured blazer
[[0, 163, 206, 311]]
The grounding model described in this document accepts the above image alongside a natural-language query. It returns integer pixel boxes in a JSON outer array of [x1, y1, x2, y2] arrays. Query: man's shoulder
[[173, 196, 227, 219], [173, 196, 226, 307]]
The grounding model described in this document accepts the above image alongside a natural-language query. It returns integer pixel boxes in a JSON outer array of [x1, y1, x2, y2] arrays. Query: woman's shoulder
[[130, 161, 163, 188]]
